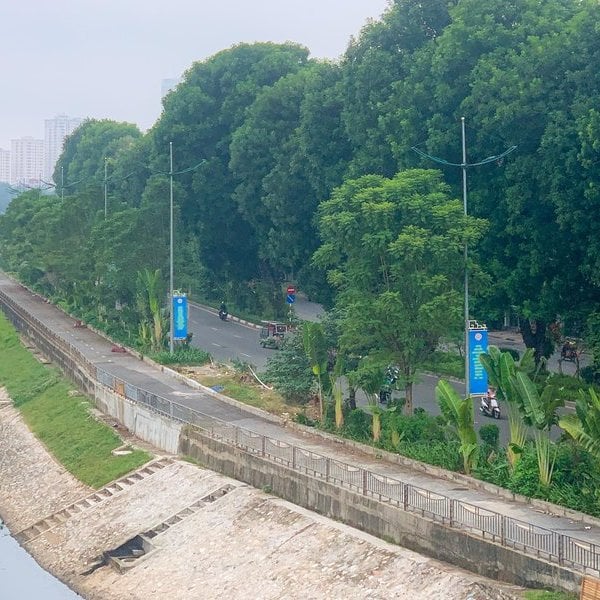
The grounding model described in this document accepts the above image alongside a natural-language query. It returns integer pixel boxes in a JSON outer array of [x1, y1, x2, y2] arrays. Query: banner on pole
[[468, 326, 488, 395], [172, 293, 188, 340]]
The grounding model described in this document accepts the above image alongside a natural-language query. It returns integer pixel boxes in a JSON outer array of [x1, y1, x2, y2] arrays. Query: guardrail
[[0, 285, 599, 576]]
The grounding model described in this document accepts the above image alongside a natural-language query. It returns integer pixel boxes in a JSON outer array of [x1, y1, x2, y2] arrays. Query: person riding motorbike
[[218, 302, 228, 321], [480, 386, 500, 418]]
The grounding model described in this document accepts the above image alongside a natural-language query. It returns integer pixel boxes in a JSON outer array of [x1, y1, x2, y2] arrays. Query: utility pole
[[461, 117, 470, 394], [412, 119, 516, 396], [61, 166, 64, 201], [169, 141, 174, 354], [104, 157, 108, 218]]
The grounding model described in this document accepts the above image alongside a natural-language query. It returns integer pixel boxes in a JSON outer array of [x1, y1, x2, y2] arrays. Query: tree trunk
[[520, 319, 553, 365], [347, 386, 357, 411], [404, 364, 413, 415]]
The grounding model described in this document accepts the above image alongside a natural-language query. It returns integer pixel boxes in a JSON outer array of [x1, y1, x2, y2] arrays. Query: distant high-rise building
[[161, 78, 182, 99], [44, 114, 83, 181], [0, 148, 10, 183], [11, 137, 44, 187]]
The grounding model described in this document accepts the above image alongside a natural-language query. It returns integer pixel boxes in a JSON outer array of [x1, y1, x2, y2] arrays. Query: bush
[[343, 408, 372, 442], [479, 424, 499, 451], [397, 440, 462, 471], [263, 332, 314, 405], [152, 347, 212, 365]]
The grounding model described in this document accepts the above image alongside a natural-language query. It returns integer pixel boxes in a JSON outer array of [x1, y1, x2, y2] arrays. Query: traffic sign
[[286, 286, 296, 295], [286, 294, 296, 304]]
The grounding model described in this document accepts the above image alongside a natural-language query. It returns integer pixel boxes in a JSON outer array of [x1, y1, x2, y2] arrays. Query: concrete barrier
[[179, 427, 581, 594], [95, 384, 182, 454]]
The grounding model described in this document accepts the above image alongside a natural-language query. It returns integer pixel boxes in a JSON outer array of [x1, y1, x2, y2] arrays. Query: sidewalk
[[1, 273, 599, 571]]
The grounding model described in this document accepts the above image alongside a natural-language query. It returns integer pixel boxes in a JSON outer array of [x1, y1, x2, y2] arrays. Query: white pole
[[104, 157, 108, 218], [169, 141, 174, 354], [61, 166, 64, 201], [461, 117, 470, 396]]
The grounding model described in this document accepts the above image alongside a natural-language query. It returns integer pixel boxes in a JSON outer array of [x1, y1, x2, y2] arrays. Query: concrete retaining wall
[[95, 384, 182, 454], [179, 427, 581, 594]]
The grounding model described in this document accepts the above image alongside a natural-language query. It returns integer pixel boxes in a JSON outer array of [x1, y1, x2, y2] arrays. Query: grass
[[523, 591, 577, 600], [193, 368, 300, 417], [0, 313, 151, 488]]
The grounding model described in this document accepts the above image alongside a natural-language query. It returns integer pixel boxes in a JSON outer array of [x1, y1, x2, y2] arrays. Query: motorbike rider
[[219, 301, 228, 320], [481, 386, 499, 414]]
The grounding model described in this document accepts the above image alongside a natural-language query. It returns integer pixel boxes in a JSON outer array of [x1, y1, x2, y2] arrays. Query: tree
[[314, 169, 487, 413], [302, 321, 329, 420]]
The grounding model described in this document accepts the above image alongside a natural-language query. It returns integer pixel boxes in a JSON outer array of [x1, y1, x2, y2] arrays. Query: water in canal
[[0, 519, 84, 599]]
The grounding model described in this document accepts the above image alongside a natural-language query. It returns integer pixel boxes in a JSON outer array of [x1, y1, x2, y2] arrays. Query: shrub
[[397, 440, 462, 471], [152, 347, 212, 365], [343, 408, 372, 442], [479, 424, 499, 451]]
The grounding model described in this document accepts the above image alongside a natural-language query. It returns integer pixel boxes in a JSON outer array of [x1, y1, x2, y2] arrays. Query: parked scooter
[[480, 387, 501, 419]]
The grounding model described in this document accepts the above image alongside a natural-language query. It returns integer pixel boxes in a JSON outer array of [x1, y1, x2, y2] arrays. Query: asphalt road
[[188, 301, 579, 445]]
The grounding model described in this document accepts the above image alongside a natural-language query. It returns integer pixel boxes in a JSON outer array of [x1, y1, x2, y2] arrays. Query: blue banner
[[468, 327, 488, 395], [172, 294, 188, 340]]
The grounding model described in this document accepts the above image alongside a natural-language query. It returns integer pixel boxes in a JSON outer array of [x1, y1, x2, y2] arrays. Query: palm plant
[[511, 371, 564, 489], [560, 388, 600, 459], [436, 380, 478, 474], [479, 346, 534, 471]]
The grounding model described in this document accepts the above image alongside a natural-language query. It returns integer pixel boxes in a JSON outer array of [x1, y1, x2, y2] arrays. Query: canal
[[0, 518, 83, 599]]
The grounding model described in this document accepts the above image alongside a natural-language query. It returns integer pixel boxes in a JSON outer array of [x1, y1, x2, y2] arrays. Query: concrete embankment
[[0, 398, 524, 600]]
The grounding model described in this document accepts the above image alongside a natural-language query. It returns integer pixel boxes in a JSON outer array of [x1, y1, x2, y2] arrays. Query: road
[[188, 302, 578, 445]]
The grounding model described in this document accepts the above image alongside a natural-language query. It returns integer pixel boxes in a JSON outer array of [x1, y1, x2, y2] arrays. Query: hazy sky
[[1, 0, 390, 149]]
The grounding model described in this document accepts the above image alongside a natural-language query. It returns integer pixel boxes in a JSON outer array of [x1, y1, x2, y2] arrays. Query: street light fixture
[[412, 118, 516, 395]]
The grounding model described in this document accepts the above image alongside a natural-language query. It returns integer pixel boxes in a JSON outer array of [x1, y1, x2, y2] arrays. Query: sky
[[0, 0, 390, 150]]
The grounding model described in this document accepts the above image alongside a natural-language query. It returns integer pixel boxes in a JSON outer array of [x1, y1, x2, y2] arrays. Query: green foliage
[[151, 347, 212, 366], [560, 388, 600, 459], [436, 380, 478, 474], [315, 169, 487, 414], [264, 332, 315, 404], [523, 590, 577, 600], [0, 313, 150, 488], [479, 424, 500, 451], [419, 350, 464, 379]]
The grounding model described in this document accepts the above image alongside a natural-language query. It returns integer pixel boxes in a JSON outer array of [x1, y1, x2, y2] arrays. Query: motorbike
[[218, 308, 228, 321], [480, 390, 501, 419], [379, 365, 400, 404]]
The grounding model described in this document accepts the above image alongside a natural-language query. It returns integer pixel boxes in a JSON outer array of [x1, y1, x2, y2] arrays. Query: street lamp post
[[169, 141, 174, 354], [412, 119, 516, 396], [104, 157, 108, 218], [461, 117, 470, 395]]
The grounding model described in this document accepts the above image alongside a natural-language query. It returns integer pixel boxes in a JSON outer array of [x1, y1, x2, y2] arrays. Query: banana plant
[[479, 345, 534, 471], [435, 380, 478, 475], [511, 371, 564, 489], [560, 388, 600, 459]]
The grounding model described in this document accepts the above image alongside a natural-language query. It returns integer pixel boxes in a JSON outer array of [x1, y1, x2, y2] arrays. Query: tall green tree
[[314, 169, 487, 413]]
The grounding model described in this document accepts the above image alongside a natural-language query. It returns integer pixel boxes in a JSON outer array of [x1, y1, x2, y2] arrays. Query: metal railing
[[0, 285, 599, 575]]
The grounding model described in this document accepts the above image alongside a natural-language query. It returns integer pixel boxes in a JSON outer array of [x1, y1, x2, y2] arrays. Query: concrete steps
[[17, 457, 173, 544]]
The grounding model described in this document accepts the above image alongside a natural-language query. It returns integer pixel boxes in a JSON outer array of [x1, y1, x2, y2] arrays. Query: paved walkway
[[1, 274, 599, 556]]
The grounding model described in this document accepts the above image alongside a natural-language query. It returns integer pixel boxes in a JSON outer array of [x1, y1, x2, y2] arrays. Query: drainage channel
[[84, 484, 237, 575]]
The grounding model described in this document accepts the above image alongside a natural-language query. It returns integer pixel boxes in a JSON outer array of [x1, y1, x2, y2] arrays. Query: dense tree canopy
[[0, 0, 598, 362]]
